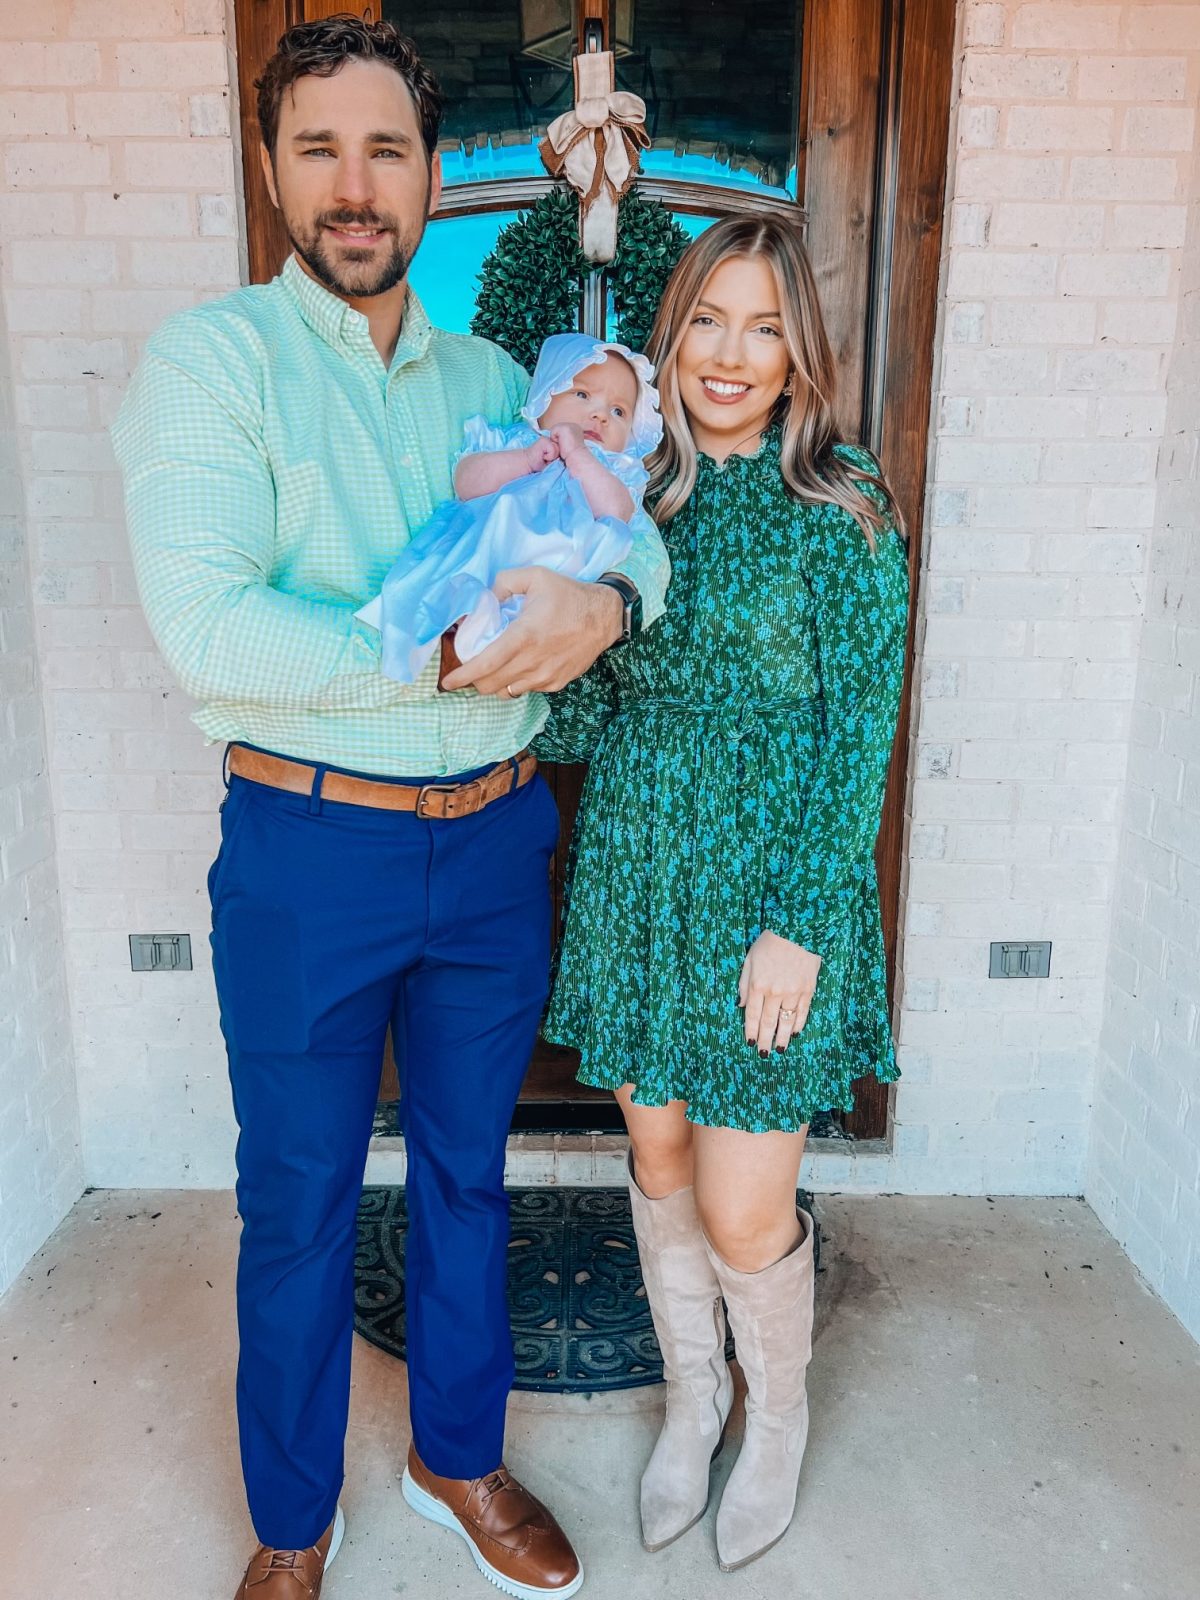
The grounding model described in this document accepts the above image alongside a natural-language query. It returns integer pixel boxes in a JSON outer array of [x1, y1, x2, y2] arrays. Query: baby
[[357, 332, 662, 685]]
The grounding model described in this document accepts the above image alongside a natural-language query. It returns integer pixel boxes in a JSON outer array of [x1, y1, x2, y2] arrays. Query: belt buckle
[[415, 779, 484, 820], [415, 782, 458, 820]]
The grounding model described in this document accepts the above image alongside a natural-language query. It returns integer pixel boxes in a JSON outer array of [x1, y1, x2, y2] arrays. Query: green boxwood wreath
[[470, 185, 691, 373]]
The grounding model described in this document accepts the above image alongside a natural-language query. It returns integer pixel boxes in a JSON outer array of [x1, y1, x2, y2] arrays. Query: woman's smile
[[699, 378, 752, 404]]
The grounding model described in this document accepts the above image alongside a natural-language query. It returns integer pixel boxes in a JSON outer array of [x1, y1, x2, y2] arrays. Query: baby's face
[[538, 357, 638, 453]]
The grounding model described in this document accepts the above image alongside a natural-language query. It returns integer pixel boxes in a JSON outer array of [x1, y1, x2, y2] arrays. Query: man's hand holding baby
[[441, 568, 625, 696]]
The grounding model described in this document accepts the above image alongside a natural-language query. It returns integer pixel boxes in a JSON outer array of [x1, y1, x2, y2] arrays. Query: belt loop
[[508, 753, 521, 793], [309, 764, 327, 815]]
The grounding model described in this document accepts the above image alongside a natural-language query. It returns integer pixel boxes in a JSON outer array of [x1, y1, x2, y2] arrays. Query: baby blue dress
[[358, 333, 663, 686]]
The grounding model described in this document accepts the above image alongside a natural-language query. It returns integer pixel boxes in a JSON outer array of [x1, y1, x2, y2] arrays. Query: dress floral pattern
[[533, 436, 910, 1133]]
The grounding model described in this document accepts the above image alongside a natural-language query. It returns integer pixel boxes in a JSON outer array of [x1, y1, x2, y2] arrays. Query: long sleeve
[[113, 334, 407, 712], [607, 505, 670, 627], [532, 654, 620, 764], [762, 500, 909, 955]]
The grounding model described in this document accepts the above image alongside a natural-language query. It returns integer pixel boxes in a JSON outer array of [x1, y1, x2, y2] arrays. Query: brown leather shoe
[[402, 1445, 583, 1597], [234, 1505, 344, 1598]]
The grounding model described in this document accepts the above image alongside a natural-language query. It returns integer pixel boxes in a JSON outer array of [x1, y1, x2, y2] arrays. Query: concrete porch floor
[[1, 1193, 1197, 1600]]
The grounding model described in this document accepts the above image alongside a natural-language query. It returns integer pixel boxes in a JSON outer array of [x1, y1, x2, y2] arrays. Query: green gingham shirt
[[112, 255, 670, 776]]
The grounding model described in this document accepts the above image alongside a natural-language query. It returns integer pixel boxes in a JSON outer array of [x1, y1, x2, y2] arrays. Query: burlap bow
[[540, 50, 650, 264]]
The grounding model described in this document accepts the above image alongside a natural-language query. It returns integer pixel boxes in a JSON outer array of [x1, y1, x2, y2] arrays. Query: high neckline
[[696, 420, 782, 474]]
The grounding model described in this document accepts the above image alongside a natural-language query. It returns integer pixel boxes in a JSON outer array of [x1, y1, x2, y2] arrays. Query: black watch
[[596, 572, 643, 645]]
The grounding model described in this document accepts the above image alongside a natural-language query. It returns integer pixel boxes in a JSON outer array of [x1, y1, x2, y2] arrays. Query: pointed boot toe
[[639, 1354, 733, 1551]]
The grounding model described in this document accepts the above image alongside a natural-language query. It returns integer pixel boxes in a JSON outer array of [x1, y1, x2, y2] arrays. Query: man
[[113, 17, 667, 1600]]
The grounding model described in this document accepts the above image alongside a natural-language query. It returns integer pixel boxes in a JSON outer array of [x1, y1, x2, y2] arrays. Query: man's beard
[[287, 199, 428, 299]]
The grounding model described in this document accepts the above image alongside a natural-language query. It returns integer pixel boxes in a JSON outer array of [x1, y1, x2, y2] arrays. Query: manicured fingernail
[[759, 1049, 769, 1059], [776, 1045, 786, 1053]]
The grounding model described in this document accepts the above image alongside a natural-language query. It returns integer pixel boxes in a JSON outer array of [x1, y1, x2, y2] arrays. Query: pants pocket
[[210, 787, 312, 1056], [216, 901, 311, 1056], [207, 780, 252, 912]]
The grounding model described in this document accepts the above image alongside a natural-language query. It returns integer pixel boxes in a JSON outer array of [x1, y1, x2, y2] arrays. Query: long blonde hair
[[645, 214, 900, 546]]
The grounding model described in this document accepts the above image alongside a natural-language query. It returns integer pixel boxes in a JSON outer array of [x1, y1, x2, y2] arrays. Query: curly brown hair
[[255, 15, 444, 160]]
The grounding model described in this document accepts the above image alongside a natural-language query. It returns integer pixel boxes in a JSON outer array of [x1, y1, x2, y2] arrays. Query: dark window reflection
[[621, 2, 801, 194], [384, 1, 573, 158], [385, 3, 801, 195]]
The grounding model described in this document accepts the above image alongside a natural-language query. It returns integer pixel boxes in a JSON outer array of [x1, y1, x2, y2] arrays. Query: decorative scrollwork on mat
[[355, 1186, 818, 1394]]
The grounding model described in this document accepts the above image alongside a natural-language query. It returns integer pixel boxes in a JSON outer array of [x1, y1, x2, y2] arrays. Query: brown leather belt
[[227, 745, 537, 820]]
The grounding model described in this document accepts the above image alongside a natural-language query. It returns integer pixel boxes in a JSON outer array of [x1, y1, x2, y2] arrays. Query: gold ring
[[505, 684, 516, 698]]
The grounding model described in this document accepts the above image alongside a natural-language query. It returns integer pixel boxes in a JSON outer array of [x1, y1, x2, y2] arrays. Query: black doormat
[[354, 1185, 819, 1394]]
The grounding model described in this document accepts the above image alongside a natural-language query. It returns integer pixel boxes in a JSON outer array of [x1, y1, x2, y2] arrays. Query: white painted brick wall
[[872, 0, 1200, 1201], [0, 0, 1196, 1223], [1087, 105, 1200, 1344], [0, 0, 239, 1190], [0, 289, 83, 1295]]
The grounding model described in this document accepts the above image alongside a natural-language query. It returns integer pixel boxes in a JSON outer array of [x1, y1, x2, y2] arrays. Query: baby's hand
[[525, 437, 559, 473], [549, 423, 587, 463]]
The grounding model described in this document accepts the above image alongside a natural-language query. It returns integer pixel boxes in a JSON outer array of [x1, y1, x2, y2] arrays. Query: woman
[[533, 214, 910, 1571]]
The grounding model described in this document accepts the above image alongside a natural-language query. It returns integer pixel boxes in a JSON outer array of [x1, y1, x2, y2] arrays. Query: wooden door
[[233, 0, 955, 1137]]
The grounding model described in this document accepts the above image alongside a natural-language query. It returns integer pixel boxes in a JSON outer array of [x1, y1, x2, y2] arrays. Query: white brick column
[[885, 1, 1200, 1195], [0, 284, 83, 1294], [0, 0, 241, 1188], [1087, 65, 1200, 1342]]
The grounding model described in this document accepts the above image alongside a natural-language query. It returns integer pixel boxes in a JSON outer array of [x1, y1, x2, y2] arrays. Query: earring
[[783, 372, 795, 397]]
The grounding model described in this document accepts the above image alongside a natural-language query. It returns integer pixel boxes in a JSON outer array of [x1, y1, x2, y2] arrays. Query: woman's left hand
[[738, 930, 822, 1054]]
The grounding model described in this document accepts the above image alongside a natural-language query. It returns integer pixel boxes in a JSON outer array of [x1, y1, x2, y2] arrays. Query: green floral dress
[[533, 437, 910, 1133]]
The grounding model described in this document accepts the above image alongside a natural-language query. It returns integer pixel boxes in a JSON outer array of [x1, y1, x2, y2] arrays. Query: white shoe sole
[[327, 1503, 346, 1568], [402, 1468, 584, 1600]]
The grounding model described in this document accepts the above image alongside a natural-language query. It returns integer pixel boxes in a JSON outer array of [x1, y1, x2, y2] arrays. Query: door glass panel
[[395, 0, 804, 337], [618, 1, 801, 198], [407, 211, 518, 335], [382, 1, 575, 184], [387, 4, 801, 197]]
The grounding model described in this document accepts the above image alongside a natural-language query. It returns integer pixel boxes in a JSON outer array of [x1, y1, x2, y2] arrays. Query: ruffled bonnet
[[521, 331, 663, 459]]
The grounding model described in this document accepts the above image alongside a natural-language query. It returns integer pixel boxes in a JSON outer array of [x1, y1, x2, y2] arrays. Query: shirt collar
[[280, 253, 433, 371]]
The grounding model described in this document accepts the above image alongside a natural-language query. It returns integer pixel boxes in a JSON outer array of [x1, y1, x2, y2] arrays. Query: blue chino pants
[[208, 751, 559, 1550]]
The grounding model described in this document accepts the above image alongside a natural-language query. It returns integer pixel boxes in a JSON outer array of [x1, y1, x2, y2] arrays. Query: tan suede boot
[[706, 1209, 816, 1572], [628, 1157, 735, 1552]]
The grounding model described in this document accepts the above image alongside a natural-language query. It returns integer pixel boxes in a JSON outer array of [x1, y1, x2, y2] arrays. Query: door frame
[[231, 0, 956, 1138]]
